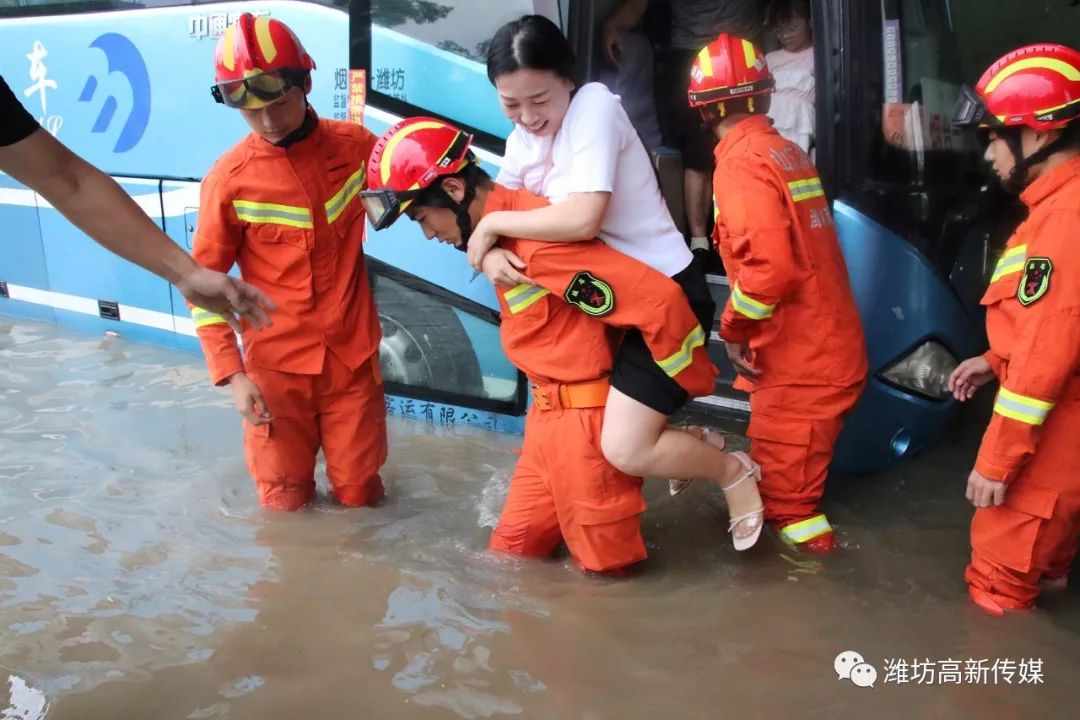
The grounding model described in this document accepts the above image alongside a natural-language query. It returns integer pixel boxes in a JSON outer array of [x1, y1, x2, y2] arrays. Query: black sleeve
[[1, 74, 42, 148]]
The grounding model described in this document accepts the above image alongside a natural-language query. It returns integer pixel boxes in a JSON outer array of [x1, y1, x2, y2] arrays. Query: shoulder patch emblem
[[564, 271, 615, 317], [1018, 257, 1053, 306]]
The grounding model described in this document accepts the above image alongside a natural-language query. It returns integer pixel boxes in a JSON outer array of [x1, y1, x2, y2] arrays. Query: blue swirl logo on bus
[[77, 33, 151, 153]]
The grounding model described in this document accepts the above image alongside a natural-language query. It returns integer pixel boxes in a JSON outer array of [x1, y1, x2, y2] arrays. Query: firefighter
[[192, 13, 386, 511], [360, 117, 764, 571], [949, 43, 1080, 615], [687, 34, 868, 553]]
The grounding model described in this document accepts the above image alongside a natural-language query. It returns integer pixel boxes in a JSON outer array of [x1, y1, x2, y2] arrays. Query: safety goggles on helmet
[[359, 187, 429, 231], [950, 85, 993, 128], [211, 69, 307, 109]]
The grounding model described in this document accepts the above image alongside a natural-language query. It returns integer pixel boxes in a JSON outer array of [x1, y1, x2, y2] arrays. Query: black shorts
[[659, 48, 718, 173], [609, 261, 716, 416]]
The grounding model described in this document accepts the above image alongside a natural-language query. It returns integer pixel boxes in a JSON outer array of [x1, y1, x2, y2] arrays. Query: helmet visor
[[951, 85, 993, 128], [211, 70, 302, 109]]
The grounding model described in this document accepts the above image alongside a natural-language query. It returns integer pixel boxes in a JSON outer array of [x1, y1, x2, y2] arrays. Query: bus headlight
[[879, 341, 958, 401]]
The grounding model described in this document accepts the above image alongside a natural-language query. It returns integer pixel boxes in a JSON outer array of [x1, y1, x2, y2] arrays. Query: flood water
[[1, 318, 1078, 719]]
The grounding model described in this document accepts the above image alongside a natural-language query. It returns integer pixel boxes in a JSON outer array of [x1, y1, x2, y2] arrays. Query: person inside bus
[[192, 14, 387, 511], [765, 0, 815, 154], [0, 74, 274, 333], [688, 34, 867, 554], [601, 0, 764, 258], [463, 15, 766, 549], [360, 116, 763, 571], [949, 43, 1080, 616]]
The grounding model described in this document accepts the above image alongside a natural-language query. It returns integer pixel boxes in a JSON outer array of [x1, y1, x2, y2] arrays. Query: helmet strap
[[1005, 123, 1078, 192], [274, 98, 317, 149], [416, 162, 482, 251]]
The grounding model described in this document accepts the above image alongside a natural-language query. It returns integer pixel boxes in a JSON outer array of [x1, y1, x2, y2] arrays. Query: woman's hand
[[467, 213, 504, 270], [480, 247, 533, 287]]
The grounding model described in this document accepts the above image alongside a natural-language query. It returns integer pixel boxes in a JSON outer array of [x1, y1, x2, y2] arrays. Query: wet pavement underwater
[[0, 318, 1078, 720]]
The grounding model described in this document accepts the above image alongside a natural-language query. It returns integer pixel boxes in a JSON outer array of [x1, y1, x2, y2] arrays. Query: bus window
[[370, 0, 564, 142]]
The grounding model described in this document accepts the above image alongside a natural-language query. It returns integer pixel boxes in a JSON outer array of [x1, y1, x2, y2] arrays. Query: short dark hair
[[770, 0, 811, 25], [486, 14, 577, 85]]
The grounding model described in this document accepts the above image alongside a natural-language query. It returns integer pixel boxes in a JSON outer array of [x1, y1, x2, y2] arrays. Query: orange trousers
[[747, 382, 864, 527], [966, 386, 1080, 609], [243, 351, 388, 511], [489, 384, 647, 573]]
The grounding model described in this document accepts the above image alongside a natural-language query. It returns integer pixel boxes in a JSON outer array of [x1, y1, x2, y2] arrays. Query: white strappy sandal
[[723, 451, 764, 552]]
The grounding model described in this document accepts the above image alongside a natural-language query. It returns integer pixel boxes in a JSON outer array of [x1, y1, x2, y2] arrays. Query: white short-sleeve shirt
[[496, 82, 693, 278]]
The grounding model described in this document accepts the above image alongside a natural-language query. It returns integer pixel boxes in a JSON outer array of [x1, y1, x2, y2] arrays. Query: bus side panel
[[161, 180, 207, 355], [0, 175, 54, 324], [36, 179, 180, 347], [831, 201, 982, 475]]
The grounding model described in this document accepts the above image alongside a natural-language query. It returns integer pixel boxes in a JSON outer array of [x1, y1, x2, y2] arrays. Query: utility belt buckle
[[530, 383, 559, 412]]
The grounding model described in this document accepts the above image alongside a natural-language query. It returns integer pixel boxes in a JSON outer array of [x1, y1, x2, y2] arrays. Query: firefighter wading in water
[[950, 43, 1080, 616], [191, 14, 387, 511], [360, 116, 765, 573], [687, 34, 868, 553]]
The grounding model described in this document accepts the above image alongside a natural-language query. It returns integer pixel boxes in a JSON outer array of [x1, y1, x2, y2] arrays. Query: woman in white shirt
[[766, 0, 815, 153], [466, 15, 764, 550]]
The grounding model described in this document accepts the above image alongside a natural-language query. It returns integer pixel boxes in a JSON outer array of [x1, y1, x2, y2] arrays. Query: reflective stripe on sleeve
[[994, 387, 1054, 426], [730, 282, 776, 321]]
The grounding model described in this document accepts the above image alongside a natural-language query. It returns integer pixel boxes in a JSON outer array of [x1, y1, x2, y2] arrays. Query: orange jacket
[[976, 155, 1080, 483], [485, 185, 716, 396], [711, 115, 866, 392], [190, 113, 380, 385]]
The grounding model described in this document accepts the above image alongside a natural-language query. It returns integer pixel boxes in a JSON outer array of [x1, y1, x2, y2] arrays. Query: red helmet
[[952, 43, 1080, 131], [211, 13, 316, 109], [362, 117, 475, 230], [688, 34, 774, 110]]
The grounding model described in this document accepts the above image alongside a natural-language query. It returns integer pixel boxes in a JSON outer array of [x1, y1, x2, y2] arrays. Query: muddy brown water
[[1, 319, 1077, 719]]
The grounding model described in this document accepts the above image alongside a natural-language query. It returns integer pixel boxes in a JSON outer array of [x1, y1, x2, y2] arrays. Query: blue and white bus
[[2, 0, 1073, 474]]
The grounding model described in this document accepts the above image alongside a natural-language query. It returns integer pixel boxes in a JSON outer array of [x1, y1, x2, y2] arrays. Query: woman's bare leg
[[600, 387, 762, 540]]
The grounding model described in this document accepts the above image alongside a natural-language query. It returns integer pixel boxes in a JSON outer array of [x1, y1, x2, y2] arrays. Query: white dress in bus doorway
[[766, 46, 815, 154], [496, 82, 692, 278]]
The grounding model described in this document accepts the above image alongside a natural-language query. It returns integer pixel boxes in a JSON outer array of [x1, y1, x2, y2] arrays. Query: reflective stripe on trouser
[[243, 351, 387, 510], [780, 513, 833, 544], [966, 385, 1080, 607], [489, 405, 647, 573], [747, 383, 863, 525]]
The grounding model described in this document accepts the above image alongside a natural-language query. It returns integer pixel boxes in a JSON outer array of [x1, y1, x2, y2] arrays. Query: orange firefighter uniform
[[191, 113, 387, 511], [965, 155, 1080, 610], [483, 185, 717, 572], [711, 115, 867, 549]]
